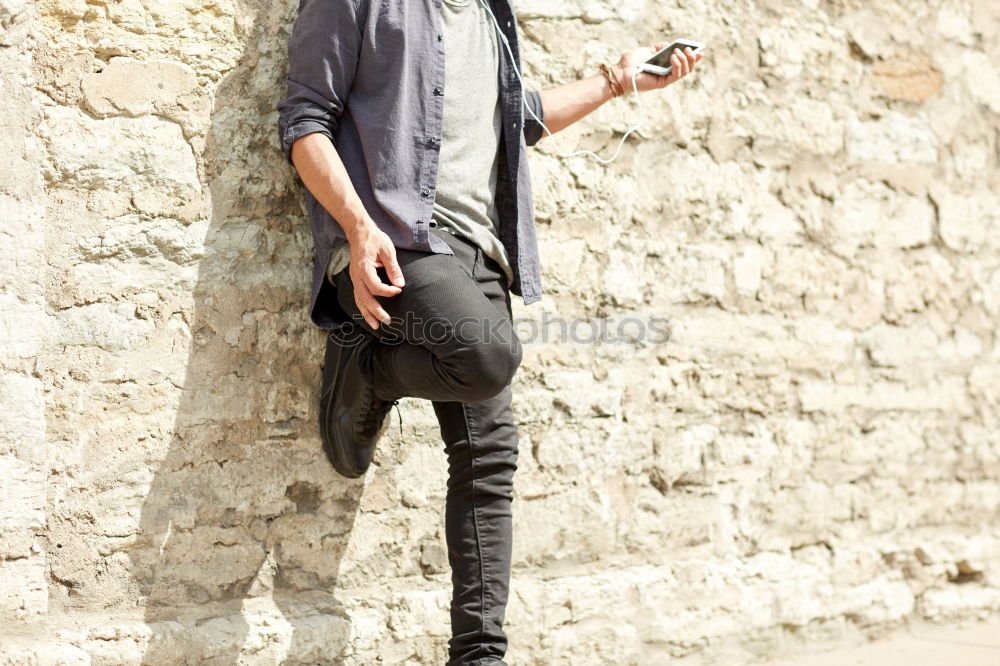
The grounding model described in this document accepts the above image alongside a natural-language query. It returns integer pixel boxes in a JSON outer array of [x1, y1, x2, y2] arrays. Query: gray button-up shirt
[[276, 0, 545, 329]]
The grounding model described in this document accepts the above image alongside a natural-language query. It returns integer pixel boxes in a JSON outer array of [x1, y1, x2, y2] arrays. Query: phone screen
[[646, 42, 693, 69]]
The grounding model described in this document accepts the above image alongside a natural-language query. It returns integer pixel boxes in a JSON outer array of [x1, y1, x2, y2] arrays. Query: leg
[[334, 229, 522, 661], [434, 384, 518, 666], [332, 230, 521, 404], [432, 234, 520, 665]]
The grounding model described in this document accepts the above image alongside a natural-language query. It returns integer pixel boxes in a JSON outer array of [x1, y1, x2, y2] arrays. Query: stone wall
[[2, 0, 999, 663]]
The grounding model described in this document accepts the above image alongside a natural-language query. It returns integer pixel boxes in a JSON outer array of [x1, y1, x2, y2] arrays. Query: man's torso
[[326, 0, 513, 287], [277, 0, 545, 329]]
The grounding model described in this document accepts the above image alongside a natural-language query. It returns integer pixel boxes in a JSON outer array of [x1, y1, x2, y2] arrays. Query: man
[[276, 2, 701, 663]]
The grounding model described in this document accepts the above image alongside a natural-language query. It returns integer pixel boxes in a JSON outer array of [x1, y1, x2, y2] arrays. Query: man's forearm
[[290, 133, 374, 241], [536, 66, 622, 136]]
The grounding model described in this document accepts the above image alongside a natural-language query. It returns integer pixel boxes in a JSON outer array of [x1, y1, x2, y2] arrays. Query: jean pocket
[[475, 249, 507, 283], [471, 245, 484, 279]]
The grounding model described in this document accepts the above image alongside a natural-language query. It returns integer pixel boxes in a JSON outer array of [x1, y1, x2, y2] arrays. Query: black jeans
[[331, 226, 521, 666]]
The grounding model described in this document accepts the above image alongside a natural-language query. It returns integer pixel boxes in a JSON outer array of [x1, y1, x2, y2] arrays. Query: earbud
[[477, 0, 646, 164]]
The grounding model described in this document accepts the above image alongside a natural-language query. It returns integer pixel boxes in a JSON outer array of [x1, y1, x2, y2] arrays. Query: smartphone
[[640, 39, 706, 76]]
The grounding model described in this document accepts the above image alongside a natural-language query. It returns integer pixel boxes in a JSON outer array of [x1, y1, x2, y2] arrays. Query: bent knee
[[458, 337, 522, 402]]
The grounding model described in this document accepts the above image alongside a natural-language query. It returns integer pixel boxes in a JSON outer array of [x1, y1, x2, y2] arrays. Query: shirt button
[[421, 188, 430, 197], [428, 137, 440, 147], [433, 85, 443, 95], [437, 33, 443, 41]]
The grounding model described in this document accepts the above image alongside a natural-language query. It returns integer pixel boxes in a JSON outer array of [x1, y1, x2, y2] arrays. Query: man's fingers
[[355, 285, 381, 329], [360, 310, 379, 330], [355, 284, 391, 328], [362, 263, 402, 298], [381, 245, 405, 288], [670, 52, 682, 81], [686, 48, 698, 75], [685, 49, 702, 75], [355, 290, 379, 329]]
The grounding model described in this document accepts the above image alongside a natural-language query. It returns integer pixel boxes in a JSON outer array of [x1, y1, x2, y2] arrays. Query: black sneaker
[[319, 329, 395, 478]]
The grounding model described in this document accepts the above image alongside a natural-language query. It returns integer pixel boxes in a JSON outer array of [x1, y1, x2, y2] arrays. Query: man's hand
[[288, 133, 405, 330], [613, 43, 703, 95], [346, 220, 405, 330]]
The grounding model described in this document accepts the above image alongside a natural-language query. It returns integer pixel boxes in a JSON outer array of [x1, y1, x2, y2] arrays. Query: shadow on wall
[[124, 1, 366, 661]]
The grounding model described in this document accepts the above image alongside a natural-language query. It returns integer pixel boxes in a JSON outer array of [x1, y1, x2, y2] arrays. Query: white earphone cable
[[477, 0, 646, 165]]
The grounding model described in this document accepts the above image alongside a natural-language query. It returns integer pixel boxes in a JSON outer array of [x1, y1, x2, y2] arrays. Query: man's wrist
[[343, 215, 376, 244], [612, 65, 628, 95], [598, 63, 624, 101]]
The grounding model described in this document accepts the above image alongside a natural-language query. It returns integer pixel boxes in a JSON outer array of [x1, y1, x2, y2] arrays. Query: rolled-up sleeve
[[523, 89, 546, 147], [276, 0, 363, 165]]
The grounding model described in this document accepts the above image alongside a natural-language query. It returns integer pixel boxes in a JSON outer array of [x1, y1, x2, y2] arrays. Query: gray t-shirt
[[325, 0, 513, 286]]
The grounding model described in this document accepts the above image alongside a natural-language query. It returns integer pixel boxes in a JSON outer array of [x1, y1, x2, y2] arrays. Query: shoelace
[[392, 400, 402, 438], [357, 387, 402, 441]]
